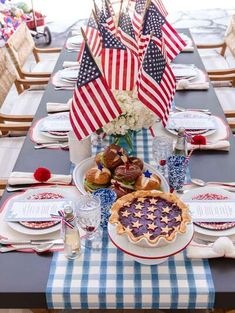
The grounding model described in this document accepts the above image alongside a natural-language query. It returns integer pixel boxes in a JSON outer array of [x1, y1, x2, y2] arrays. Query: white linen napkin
[[177, 79, 209, 90], [63, 61, 80, 68], [46, 99, 72, 113], [187, 237, 235, 259], [8, 172, 72, 186], [182, 46, 194, 52], [188, 140, 230, 152]]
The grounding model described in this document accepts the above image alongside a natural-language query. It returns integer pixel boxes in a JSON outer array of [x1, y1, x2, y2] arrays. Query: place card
[[167, 117, 216, 130], [4, 200, 67, 222], [40, 119, 72, 132], [185, 200, 235, 222]]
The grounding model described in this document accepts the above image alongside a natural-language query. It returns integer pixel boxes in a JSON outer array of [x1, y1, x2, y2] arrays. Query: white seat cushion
[[0, 137, 25, 180], [1, 84, 43, 115], [214, 87, 235, 112], [199, 49, 230, 71], [23, 52, 59, 73]]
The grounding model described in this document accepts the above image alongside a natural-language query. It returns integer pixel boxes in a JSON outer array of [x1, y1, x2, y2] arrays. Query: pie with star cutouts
[[109, 190, 191, 246]]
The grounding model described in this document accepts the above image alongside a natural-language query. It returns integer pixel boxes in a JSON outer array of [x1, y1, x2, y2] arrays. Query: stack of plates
[[181, 187, 235, 242]]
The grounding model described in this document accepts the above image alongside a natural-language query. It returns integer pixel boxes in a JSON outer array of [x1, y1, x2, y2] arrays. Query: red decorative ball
[[191, 135, 207, 145], [159, 159, 166, 166], [34, 167, 51, 182]]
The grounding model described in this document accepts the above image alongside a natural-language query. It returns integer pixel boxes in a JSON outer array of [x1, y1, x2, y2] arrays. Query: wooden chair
[[225, 111, 235, 133], [0, 179, 7, 197], [0, 48, 36, 180], [197, 15, 235, 116], [5, 22, 61, 92]]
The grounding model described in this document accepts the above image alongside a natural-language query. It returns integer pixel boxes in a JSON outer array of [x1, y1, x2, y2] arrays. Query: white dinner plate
[[38, 112, 71, 140], [181, 186, 235, 238], [108, 223, 194, 265], [6, 187, 75, 235], [67, 35, 83, 46], [73, 156, 170, 195], [166, 111, 217, 137], [59, 68, 79, 80]]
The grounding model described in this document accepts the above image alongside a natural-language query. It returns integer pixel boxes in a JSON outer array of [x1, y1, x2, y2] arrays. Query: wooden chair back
[[225, 15, 235, 57], [0, 48, 17, 108], [5, 23, 35, 79]]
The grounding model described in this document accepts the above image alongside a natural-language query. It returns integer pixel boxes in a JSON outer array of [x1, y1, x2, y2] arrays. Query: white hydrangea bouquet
[[102, 90, 156, 153]]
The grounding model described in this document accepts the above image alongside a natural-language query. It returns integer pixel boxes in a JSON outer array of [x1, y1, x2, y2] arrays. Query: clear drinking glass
[[152, 136, 173, 178], [91, 128, 107, 148], [75, 194, 102, 250]]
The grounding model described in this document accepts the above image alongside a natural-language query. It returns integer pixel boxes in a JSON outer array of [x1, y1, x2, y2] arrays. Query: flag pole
[[117, 0, 123, 27], [93, 0, 98, 16], [92, 9, 99, 26]]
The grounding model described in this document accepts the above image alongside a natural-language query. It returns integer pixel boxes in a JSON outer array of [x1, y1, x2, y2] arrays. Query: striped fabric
[[46, 130, 215, 310]]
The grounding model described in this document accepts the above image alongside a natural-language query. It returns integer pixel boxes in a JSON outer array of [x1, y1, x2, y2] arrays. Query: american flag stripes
[[152, 0, 168, 17], [100, 0, 116, 35], [139, 3, 186, 62], [132, 0, 146, 39], [117, 11, 138, 56], [70, 42, 122, 140], [100, 24, 139, 91], [77, 14, 102, 61], [137, 40, 176, 126]]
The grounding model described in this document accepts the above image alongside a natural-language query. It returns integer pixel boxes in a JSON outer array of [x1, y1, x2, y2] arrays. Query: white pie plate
[[73, 156, 170, 195], [181, 186, 235, 238], [5, 187, 75, 236], [108, 222, 194, 265]]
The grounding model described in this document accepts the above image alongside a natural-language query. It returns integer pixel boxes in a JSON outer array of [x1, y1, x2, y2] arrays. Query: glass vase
[[111, 130, 135, 156]]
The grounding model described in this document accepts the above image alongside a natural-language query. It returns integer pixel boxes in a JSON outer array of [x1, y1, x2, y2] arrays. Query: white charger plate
[[166, 111, 217, 137], [38, 112, 71, 140], [181, 186, 235, 238], [108, 223, 194, 265], [73, 156, 170, 195], [6, 187, 75, 235]]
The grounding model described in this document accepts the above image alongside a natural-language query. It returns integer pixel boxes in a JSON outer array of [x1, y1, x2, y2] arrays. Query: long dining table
[[0, 28, 235, 309]]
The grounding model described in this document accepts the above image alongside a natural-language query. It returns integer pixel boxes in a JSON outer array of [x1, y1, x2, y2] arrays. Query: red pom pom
[[191, 135, 207, 145], [159, 159, 166, 166], [34, 167, 51, 182]]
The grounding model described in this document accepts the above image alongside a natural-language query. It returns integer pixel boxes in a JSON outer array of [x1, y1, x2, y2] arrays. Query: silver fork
[[175, 106, 211, 115]]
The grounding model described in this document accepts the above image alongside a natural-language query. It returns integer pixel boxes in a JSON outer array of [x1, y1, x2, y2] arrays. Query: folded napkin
[[63, 61, 80, 68], [182, 46, 194, 52], [188, 140, 230, 152], [187, 237, 235, 259], [8, 172, 72, 186], [177, 79, 209, 90], [47, 99, 72, 113]]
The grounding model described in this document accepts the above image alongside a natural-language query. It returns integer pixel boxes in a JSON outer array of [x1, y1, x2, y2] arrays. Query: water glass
[[152, 136, 173, 177], [93, 189, 117, 229], [68, 130, 91, 165], [75, 194, 102, 250], [167, 155, 188, 191]]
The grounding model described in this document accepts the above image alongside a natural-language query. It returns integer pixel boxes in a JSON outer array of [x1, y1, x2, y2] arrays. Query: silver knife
[[0, 238, 63, 246]]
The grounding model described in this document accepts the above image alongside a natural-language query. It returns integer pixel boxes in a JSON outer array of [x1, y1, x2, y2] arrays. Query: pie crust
[[109, 190, 191, 246]]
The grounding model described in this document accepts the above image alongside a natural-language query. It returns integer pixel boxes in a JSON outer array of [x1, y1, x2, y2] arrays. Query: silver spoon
[[191, 178, 235, 187], [0, 242, 54, 253], [34, 142, 68, 149]]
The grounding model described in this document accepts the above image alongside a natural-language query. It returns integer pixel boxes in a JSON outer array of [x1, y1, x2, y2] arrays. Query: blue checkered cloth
[[46, 129, 215, 309]]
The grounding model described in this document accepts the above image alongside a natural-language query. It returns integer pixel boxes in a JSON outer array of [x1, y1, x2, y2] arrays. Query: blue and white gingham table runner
[[46, 129, 215, 309]]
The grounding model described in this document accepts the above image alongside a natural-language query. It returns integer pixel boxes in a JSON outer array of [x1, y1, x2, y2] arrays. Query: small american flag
[[100, 24, 139, 91], [100, 0, 116, 35], [137, 39, 176, 126], [117, 10, 138, 56], [106, 0, 115, 17], [70, 42, 122, 140], [152, 0, 168, 17], [139, 3, 186, 62], [77, 14, 102, 61], [132, 0, 146, 39]]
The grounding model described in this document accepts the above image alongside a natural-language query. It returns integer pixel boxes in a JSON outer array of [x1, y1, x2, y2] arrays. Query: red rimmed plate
[[108, 223, 193, 265], [181, 187, 235, 236]]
